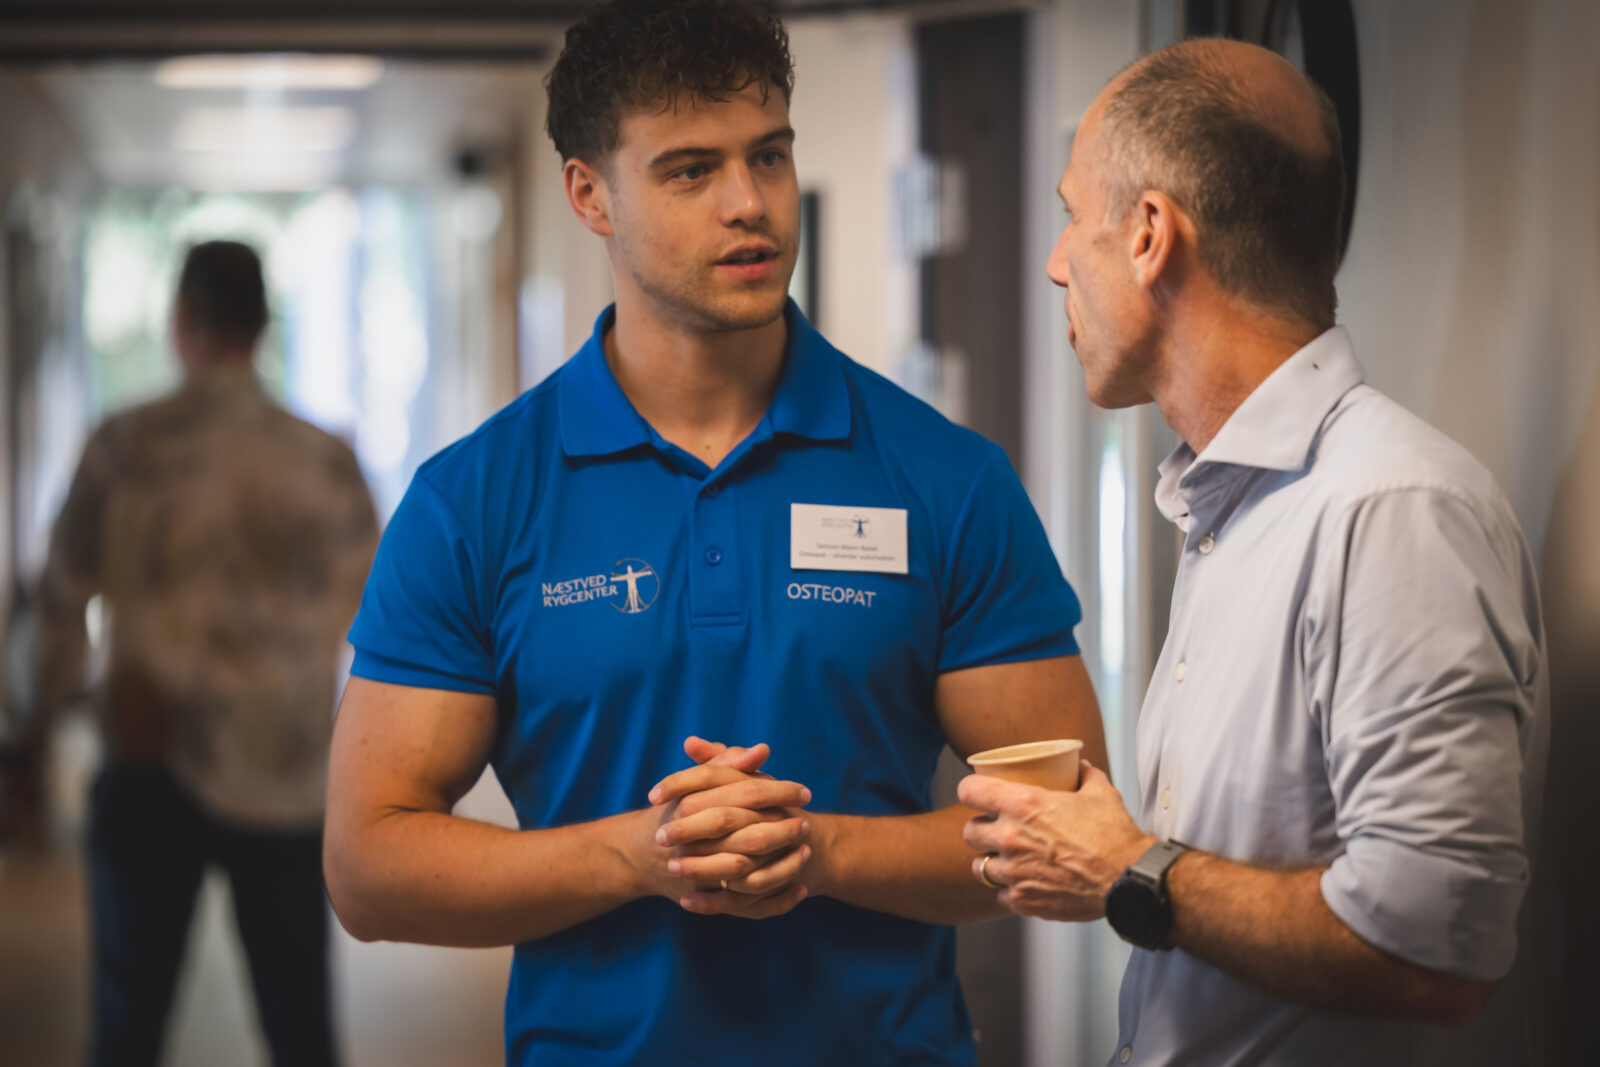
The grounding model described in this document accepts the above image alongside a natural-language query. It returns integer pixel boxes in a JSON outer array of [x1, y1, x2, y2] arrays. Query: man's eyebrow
[[648, 146, 719, 171], [755, 126, 797, 148], [647, 127, 796, 172]]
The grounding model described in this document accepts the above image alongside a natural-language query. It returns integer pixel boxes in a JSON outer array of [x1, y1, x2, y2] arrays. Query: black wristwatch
[[1105, 840, 1190, 951]]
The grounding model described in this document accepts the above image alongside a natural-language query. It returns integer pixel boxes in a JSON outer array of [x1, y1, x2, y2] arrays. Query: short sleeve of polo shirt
[[936, 447, 1081, 672], [348, 473, 496, 694]]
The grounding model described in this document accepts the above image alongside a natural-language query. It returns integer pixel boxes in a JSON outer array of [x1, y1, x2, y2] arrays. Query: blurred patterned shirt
[[37, 363, 378, 829]]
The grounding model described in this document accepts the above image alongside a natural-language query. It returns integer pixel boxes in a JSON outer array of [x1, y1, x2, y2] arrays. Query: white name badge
[[790, 503, 909, 574]]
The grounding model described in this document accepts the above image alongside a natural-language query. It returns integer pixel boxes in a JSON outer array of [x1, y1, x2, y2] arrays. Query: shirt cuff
[[1320, 833, 1527, 981]]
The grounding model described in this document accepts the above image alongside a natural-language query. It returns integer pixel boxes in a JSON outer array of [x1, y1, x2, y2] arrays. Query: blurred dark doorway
[[917, 14, 1028, 1066], [917, 11, 1027, 471]]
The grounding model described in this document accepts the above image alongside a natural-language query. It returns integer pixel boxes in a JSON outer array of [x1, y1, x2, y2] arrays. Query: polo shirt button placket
[[1198, 533, 1215, 554], [704, 546, 723, 566], [704, 482, 721, 498], [1120, 1045, 1133, 1064]]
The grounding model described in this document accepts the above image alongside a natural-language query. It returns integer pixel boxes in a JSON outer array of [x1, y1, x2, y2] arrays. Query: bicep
[[327, 676, 498, 823], [933, 654, 1107, 772]]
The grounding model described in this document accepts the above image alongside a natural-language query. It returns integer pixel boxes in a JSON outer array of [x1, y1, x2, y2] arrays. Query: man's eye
[[757, 150, 785, 167], [677, 164, 708, 181]]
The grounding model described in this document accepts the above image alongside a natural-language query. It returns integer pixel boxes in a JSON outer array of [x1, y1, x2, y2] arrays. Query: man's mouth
[[718, 247, 776, 266], [714, 245, 781, 282]]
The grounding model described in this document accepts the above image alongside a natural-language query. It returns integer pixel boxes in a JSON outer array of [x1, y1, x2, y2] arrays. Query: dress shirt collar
[[559, 299, 852, 459], [1156, 326, 1364, 524]]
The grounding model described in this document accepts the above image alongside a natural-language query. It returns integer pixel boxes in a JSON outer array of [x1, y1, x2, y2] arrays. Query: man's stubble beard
[[612, 209, 797, 334]]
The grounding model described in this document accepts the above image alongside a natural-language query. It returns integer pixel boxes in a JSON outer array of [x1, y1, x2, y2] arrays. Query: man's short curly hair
[[545, 0, 794, 167]]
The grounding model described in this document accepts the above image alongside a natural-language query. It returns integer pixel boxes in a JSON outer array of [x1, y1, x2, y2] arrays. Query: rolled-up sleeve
[[1314, 487, 1540, 981]]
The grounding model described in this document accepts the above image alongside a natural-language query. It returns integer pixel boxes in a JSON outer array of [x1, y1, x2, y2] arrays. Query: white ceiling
[[35, 57, 550, 191]]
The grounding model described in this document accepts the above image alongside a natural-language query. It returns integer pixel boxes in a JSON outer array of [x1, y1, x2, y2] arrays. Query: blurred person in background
[[959, 38, 1545, 1066], [35, 240, 379, 1067], [321, 0, 1104, 1063]]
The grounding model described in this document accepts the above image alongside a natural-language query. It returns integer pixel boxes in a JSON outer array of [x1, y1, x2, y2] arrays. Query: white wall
[[0, 74, 97, 729], [516, 57, 616, 389], [787, 13, 919, 377]]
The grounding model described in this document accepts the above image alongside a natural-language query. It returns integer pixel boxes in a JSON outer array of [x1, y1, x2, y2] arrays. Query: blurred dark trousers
[[85, 764, 339, 1067]]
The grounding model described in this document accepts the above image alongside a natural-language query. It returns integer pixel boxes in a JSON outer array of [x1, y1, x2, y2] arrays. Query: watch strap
[[1128, 839, 1190, 887]]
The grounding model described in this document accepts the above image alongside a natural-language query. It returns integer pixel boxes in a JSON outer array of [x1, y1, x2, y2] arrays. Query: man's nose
[[1046, 235, 1070, 287], [718, 164, 766, 226]]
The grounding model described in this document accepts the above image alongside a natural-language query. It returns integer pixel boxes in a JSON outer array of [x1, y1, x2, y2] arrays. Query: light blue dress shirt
[[1113, 327, 1546, 1066]]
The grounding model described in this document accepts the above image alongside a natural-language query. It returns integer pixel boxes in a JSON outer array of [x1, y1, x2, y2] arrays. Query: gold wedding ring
[[720, 878, 729, 891], [978, 853, 1002, 890]]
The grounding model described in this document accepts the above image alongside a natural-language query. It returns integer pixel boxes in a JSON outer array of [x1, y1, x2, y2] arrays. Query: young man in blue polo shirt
[[323, 1, 1104, 1063]]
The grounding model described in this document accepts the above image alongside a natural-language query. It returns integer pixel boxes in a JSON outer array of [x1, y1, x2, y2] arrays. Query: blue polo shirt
[[349, 302, 1082, 1066]]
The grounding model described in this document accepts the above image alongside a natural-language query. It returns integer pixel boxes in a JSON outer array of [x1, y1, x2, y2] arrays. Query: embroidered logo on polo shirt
[[541, 557, 660, 614]]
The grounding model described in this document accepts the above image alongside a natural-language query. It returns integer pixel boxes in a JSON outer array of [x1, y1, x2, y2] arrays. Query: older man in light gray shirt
[[959, 38, 1544, 1066]]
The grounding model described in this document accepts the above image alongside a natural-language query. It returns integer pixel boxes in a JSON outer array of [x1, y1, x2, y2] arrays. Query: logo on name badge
[[791, 503, 909, 574], [540, 557, 660, 614]]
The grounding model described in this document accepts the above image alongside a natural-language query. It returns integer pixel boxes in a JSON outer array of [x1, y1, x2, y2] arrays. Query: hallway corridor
[[0, 848, 511, 1066]]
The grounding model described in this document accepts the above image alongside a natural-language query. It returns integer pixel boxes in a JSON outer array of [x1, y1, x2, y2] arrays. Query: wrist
[[1115, 832, 1163, 888], [608, 806, 674, 901], [802, 811, 843, 899], [1105, 838, 1190, 951]]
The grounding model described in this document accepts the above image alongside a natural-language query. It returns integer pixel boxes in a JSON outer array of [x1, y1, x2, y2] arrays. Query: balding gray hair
[[1099, 39, 1346, 329]]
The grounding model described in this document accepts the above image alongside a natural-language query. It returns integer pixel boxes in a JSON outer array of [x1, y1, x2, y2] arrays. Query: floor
[[0, 850, 511, 1066], [0, 715, 514, 1067]]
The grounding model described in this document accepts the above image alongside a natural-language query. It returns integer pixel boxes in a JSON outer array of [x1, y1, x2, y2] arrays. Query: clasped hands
[[643, 735, 815, 919], [957, 759, 1156, 922]]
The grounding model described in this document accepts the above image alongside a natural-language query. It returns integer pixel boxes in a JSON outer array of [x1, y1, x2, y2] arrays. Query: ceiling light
[[154, 54, 385, 91], [175, 153, 343, 193], [172, 105, 357, 154]]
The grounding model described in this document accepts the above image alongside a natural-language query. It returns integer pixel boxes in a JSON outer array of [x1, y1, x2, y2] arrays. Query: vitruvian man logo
[[610, 558, 660, 614], [852, 516, 870, 538]]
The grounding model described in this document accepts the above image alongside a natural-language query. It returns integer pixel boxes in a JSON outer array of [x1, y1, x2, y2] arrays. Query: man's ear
[[1130, 190, 1181, 292], [564, 157, 614, 237]]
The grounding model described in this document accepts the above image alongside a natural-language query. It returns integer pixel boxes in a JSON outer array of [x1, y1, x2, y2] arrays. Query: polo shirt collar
[[559, 299, 851, 459], [766, 301, 852, 442], [1155, 326, 1364, 524]]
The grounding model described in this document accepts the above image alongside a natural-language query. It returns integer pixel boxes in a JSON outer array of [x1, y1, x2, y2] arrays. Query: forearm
[[32, 587, 91, 729], [325, 804, 659, 947], [1166, 851, 1493, 1024], [811, 805, 1009, 924]]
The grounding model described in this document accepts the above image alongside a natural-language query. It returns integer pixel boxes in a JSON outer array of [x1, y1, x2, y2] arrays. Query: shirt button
[[1175, 660, 1187, 683], [1161, 788, 1172, 810], [1120, 1046, 1133, 1064], [704, 482, 721, 497], [704, 547, 723, 566], [1198, 533, 1215, 554]]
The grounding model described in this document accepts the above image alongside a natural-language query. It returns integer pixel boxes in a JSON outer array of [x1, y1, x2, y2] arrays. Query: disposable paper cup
[[966, 739, 1083, 791]]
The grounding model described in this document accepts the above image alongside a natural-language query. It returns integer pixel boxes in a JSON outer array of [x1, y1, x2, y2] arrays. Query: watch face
[[1106, 878, 1161, 949]]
